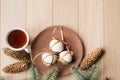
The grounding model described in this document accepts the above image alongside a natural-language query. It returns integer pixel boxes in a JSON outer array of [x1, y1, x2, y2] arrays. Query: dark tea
[[8, 30, 27, 48]]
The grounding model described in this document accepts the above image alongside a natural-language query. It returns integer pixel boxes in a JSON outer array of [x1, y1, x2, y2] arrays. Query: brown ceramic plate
[[30, 26, 83, 76]]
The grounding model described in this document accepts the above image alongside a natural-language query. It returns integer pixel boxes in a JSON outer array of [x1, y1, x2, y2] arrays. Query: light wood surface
[[0, 0, 120, 80]]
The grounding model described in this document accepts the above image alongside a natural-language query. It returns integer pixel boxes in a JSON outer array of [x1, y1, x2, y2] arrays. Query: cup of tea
[[6, 28, 30, 53]]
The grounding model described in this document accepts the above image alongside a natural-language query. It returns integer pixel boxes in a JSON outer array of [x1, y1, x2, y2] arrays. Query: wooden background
[[0, 0, 120, 80]]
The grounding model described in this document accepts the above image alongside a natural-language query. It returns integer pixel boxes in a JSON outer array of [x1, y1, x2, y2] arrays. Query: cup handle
[[24, 46, 31, 53]]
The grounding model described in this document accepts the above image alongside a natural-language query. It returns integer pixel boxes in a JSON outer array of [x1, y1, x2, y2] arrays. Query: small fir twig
[[87, 65, 99, 80], [71, 65, 99, 80], [0, 76, 4, 80], [43, 67, 59, 80], [29, 64, 40, 80], [71, 66, 86, 80]]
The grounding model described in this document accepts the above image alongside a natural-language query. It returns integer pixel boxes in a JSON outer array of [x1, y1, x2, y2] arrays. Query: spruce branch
[[71, 65, 99, 80], [0, 76, 4, 80], [29, 64, 40, 80], [87, 65, 99, 80], [71, 66, 86, 80], [43, 67, 59, 80]]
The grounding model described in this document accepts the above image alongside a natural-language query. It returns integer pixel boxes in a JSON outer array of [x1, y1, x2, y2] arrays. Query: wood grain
[[27, 0, 52, 41], [0, 0, 27, 79], [0, 0, 120, 80], [79, 0, 104, 79], [53, 0, 79, 33], [104, 0, 120, 79]]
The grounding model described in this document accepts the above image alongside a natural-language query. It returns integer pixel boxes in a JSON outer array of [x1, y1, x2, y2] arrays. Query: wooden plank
[[104, 0, 120, 79], [96, 0, 104, 79], [79, 0, 104, 80], [0, 0, 1, 76], [27, 0, 52, 79], [53, 0, 79, 33], [79, 0, 104, 51], [1, 0, 27, 79], [53, 0, 79, 80], [27, 0, 52, 42]]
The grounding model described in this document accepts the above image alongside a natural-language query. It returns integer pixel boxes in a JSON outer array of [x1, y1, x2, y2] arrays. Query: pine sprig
[[0, 76, 4, 80], [87, 65, 99, 80], [29, 64, 40, 80], [43, 67, 59, 80], [71, 66, 86, 80], [71, 65, 99, 80]]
